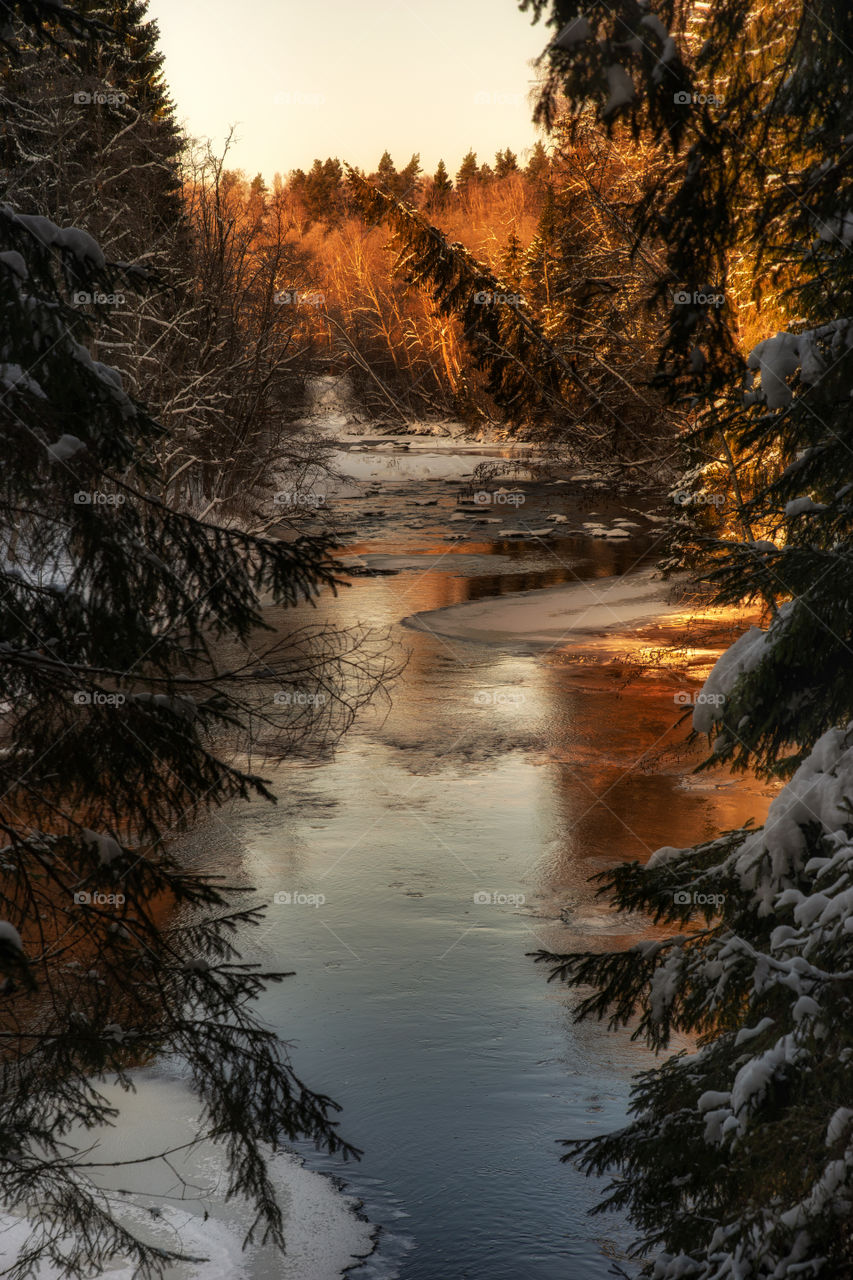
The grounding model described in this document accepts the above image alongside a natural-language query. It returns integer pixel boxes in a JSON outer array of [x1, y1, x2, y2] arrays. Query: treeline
[[265, 132, 675, 456], [1, 0, 678, 494], [287, 143, 550, 223], [272, 144, 552, 423], [0, 0, 679, 468]]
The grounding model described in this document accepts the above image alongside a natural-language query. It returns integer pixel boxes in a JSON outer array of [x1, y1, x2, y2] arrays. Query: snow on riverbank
[[0, 1074, 375, 1280], [403, 567, 685, 649]]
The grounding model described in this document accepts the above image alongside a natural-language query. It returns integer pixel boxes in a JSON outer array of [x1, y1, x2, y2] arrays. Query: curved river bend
[[72, 430, 774, 1280]]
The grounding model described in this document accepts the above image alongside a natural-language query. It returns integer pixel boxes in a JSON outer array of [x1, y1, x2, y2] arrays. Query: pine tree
[[495, 147, 519, 178], [428, 157, 453, 208], [525, 138, 550, 183], [397, 151, 422, 202], [373, 148, 398, 194], [500, 229, 524, 282], [0, 6, 393, 1274], [521, 1, 853, 1276], [1, 0, 184, 253], [291, 155, 344, 224], [347, 164, 669, 454], [455, 148, 479, 191], [0, 192, 391, 1280]]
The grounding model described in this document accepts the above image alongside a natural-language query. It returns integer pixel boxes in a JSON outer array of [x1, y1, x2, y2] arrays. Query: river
[[27, 408, 774, 1280]]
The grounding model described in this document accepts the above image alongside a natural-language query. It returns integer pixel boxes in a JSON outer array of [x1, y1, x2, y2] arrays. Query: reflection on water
[[169, 503, 773, 1279]]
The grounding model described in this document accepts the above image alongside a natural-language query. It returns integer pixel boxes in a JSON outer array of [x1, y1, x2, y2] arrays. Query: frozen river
[[48, 416, 772, 1280]]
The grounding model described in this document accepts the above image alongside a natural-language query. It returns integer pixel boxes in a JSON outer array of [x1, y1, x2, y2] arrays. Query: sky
[[147, 0, 550, 182]]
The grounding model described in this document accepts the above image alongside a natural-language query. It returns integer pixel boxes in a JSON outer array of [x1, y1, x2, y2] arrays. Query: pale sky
[[147, 0, 549, 181]]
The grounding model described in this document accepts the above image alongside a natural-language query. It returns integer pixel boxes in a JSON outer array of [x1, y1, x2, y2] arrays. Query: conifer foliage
[[522, 1, 853, 1276], [0, 5, 392, 1275], [347, 162, 671, 456]]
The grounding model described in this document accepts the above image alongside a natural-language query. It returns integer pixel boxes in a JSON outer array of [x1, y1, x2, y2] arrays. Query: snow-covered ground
[[0, 1074, 374, 1280]]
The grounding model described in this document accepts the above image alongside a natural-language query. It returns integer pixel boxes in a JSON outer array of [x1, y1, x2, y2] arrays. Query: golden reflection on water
[[268, 539, 774, 974]]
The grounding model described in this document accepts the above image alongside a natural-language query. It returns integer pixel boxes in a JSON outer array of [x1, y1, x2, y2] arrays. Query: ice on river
[[403, 567, 684, 648]]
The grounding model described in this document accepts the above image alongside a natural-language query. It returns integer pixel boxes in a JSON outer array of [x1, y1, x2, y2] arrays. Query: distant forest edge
[[1, 0, 683, 513]]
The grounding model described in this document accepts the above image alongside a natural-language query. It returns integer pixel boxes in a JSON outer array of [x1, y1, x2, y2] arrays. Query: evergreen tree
[[522, 1, 853, 1276], [500, 229, 524, 281], [1, 4, 328, 518], [348, 138, 670, 456], [0, 191, 389, 1280], [290, 155, 344, 224], [428, 157, 453, 208], [396, 151, 422, 201], [373, 148, 398, 194], [525, 138, 550, 183], [1, 0, 184, 253], [455, 148, 479, 191], [495, 147, 519, 178], [348, 163, 668, 454], [0, 6, 393, 1273]]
